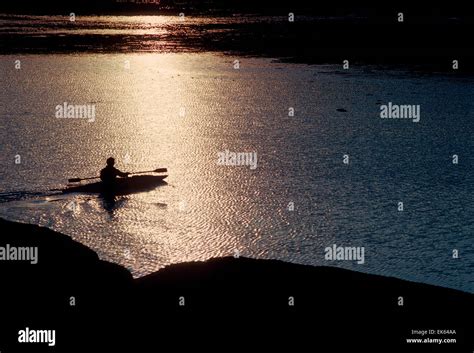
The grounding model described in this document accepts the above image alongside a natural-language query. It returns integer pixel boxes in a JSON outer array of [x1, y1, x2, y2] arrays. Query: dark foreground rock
[[0, 218, 472, 352]]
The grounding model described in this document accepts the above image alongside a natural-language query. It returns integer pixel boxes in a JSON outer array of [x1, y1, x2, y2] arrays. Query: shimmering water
[[0, 14, 315, 53], [0, 53, 473, 293]]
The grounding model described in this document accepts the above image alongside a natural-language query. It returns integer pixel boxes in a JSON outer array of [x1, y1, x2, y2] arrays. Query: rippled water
[[0, 53, 473, 292], [0, 14, 291, 35], [0, 14, 303, 52]]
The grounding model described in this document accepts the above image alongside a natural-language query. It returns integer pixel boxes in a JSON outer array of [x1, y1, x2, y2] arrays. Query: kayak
[[62, 175, 167, 196]]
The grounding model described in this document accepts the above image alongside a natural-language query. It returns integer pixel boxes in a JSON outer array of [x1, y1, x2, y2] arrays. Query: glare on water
[[0, 53, 473, 293]]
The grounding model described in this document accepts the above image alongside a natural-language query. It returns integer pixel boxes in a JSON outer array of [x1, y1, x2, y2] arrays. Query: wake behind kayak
[[62, 175, 167, 196]]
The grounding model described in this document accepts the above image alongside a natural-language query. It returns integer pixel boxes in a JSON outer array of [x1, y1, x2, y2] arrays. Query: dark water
[[0, 16, 473, 293], [0, 14, 313, 53]]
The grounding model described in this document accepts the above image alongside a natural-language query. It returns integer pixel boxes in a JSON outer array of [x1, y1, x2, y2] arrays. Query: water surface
[[0, 53, 473, 292]]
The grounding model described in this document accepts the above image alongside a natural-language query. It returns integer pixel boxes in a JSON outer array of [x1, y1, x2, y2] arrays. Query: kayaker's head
[[106, 157, 115, 167]]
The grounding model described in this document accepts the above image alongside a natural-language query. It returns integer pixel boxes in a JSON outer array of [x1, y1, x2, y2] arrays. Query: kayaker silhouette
[[100, 157, 129, 186]]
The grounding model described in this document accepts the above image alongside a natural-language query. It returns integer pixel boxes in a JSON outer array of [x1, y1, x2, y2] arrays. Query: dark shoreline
[[0, 217, 472, 352], [1, 13, 474, 73]]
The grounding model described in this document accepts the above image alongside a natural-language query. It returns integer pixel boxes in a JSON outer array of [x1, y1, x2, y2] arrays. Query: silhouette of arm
[[113, 167, 129, 178]]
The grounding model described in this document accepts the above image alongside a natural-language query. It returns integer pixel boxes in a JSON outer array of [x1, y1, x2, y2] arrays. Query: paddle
[[68, 168, 168, 183]]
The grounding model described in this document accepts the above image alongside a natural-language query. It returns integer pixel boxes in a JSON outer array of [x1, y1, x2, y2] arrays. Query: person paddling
[[100, 157, 129, 187]]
